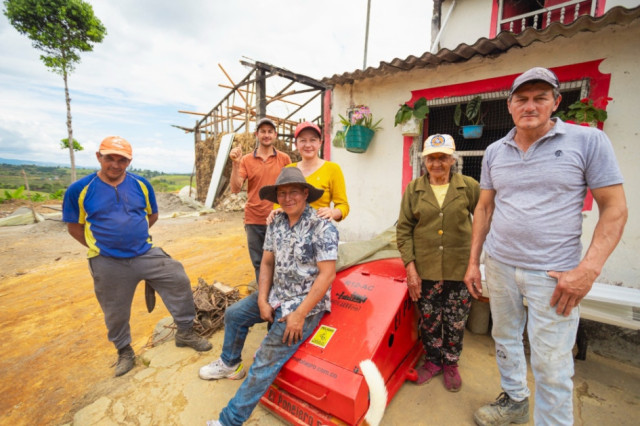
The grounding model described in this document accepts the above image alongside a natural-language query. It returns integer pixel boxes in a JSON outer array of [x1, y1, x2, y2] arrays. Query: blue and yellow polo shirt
[[62, 172, 158, 258]]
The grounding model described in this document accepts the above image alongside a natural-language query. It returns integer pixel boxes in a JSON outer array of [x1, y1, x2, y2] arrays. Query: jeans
[[485, 256, 579, 426], [219, 292, 323, 426], [244, 224, 266, 283]]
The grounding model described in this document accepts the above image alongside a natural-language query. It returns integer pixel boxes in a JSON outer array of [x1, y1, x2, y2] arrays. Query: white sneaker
[[206, 420, 221, 426], [199, 358, 246, 380]]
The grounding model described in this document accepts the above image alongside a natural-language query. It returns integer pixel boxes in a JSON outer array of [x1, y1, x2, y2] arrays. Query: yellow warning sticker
[[309, 325, 337, 348]]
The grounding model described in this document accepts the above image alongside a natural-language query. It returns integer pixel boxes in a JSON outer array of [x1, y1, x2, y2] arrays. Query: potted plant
[[555, 96, 611, 127], [395, 97, 429, 137], [454, 95, 485, 139], [339, 105, 383, 153]]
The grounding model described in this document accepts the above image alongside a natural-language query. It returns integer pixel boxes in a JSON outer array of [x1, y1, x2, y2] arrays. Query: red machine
[[260, 257, 423, 425]]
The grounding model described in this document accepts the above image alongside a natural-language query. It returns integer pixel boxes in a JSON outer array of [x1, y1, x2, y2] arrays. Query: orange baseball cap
[[99, 136, 132, 159]]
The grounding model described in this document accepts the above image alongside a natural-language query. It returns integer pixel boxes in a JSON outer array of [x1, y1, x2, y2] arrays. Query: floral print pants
[[417, 280, 471, 366]]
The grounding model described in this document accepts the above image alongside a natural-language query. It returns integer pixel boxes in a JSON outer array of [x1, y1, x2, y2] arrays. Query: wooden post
[[21, 169, 38, 222], [256, 68, 267, 120]]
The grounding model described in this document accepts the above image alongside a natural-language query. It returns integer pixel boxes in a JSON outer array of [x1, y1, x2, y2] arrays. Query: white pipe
[[430, 0, 457, 54]]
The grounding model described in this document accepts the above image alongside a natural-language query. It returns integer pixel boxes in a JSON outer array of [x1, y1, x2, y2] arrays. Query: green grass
[[0, 164, 192, 195], [148, 174, 193, 192]]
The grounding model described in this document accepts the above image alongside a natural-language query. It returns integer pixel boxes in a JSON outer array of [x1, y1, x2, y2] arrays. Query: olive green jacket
[[397, 173, 480, 281]]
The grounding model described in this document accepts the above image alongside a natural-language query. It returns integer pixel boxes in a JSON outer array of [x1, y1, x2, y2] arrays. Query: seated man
[[199, 167, 339, 426]]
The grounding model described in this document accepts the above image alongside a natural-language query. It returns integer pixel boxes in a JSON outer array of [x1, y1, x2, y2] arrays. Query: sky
[[0, 0, 434, 174]]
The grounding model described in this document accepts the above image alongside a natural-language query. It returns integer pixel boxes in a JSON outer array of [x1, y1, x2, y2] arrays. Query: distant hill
[[0, 157, 73, 167], [0, 162, 191, 194]]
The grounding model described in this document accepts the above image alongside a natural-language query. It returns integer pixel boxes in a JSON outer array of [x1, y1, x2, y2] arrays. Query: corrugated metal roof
[[321, 5, 640, 86]]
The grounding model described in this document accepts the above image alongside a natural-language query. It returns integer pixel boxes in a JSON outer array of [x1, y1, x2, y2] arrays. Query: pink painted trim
[[323, 90, 332, 160], [489, 0, 499, 38], [401, 136, 413, 194], [400, 59, 610, 196]]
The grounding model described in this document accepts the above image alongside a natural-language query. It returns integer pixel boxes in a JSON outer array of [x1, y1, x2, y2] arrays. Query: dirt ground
[[1, 197, 639, 426], [0, 196, 253, 425]]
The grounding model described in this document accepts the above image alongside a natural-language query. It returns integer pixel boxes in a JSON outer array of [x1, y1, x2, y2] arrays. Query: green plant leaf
[[338, 114, 351, 127], [596, 110, 608, 122], [13, 186, 25, 199], [412, 105, 429, 120], [466, 96, 482, 124], [413, 97, 427, 109], [454, 104, 462, 127], [370, 118, 383, 132]]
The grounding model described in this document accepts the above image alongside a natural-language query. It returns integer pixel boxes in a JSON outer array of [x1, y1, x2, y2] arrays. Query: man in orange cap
[[62, 136, 212, 377]]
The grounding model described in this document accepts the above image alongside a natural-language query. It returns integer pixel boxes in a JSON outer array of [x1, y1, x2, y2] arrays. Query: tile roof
[[321, 5, 640, 86]]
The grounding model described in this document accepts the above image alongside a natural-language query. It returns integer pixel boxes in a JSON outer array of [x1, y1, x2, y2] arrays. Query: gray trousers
[[89, 247, 196, 350]]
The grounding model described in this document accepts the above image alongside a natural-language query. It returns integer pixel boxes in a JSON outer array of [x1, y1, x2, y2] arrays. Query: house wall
[[608, 0, 640, 11], [329, 20, 640, 288], [437, 0, 639, 51], [438, 0, 493, 51]]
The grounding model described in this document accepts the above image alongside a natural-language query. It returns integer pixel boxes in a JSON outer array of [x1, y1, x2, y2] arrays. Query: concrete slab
[[70, 320, 640, 426]]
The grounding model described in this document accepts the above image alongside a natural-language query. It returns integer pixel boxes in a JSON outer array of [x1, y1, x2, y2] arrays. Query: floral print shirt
[[263, 204, 339, 317]]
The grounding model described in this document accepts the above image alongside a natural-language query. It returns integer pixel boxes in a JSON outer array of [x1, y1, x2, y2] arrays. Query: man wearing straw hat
[[200, 167, 338, 426]]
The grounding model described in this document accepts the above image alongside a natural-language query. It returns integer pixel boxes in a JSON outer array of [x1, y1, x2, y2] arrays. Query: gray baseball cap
[[510, 67, 559, 96], [255, 117, 276, 132]]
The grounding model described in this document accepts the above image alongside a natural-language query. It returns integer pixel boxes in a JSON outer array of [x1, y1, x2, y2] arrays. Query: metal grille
[[412, 81, 587, 182]]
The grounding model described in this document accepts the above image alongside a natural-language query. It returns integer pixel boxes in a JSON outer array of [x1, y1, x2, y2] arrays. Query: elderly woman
[[396, 134, 480, 392], [269, 121, 349, 223]]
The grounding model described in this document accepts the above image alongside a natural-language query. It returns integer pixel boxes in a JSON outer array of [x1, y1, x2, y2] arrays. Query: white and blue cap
[[510, 67, 559, 96], [422, 134, 456, 156]]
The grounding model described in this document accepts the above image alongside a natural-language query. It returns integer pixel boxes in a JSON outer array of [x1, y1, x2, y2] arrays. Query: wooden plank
[[205, 133, 235, 208], [219, 64, 248, 105], [178, 110, 208, 116], [218, 84, 302, 107]]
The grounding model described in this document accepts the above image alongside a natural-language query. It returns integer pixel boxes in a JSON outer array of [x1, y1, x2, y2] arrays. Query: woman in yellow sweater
[[268, 121, 349, 223]]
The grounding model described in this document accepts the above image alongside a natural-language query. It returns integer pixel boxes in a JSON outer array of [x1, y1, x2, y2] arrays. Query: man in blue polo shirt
[[63, 136, 212, 377]]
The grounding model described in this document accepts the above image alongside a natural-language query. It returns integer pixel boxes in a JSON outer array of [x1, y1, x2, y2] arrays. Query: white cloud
[[0, 0, 433, 174]]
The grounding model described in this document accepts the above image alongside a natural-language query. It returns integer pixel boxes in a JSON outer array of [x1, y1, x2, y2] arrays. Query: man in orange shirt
[[229, 118, 291, 282]]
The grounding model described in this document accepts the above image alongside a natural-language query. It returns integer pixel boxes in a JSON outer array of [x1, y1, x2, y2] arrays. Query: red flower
[[580, 98, 590, 104], [593, 96, 613, 109]]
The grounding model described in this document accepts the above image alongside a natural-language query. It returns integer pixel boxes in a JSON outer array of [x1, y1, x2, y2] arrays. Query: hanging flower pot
[[395, 97, 429, 137], [459, 124, 484, 139], [345, 125, 375, 153], [454, 96, 485, 139], [400, 116, 422, 137]]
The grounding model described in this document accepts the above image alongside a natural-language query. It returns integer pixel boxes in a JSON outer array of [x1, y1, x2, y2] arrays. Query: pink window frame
[[400, 59, 611, 210]]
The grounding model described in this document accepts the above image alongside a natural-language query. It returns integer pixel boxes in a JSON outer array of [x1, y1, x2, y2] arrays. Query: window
[[410, 83, 587, 182], [401, 60, 610, 214]]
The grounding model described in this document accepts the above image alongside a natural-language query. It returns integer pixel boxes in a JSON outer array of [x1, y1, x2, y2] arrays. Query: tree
[[60, 137, 84, 151], [4, 0, 106, 182]]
